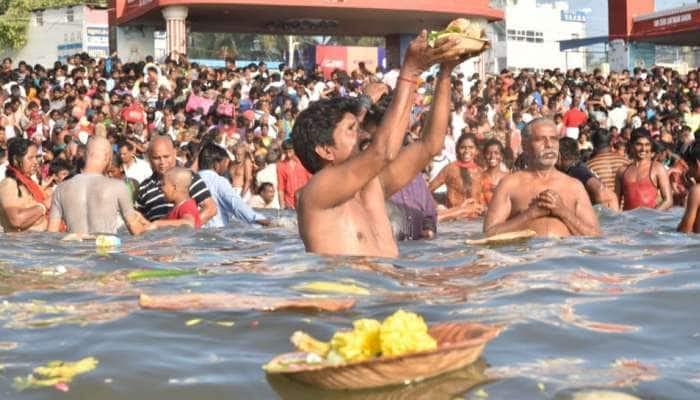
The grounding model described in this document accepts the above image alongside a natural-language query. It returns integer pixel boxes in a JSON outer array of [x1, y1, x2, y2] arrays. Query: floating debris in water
[[293, 281, 370, 295], [13, 357, 98, 391]]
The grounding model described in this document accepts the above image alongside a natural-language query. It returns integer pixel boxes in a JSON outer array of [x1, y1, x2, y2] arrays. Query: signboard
[[315, 46, 386, 79], [316, 46, 347, 78], [653, 13, 691, 28], [561, 10, 587, 22], [57, 43, 82, 62], [85, 26, 108, 58]]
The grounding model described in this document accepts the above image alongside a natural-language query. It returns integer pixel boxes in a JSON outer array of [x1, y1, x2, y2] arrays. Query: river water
[[1, 207, 699, 399]]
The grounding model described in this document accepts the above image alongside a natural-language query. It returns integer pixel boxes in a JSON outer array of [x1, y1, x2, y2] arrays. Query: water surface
[[1, 208, 699, 399]]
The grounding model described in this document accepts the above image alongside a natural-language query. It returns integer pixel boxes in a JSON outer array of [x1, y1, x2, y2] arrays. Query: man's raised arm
[[379, 56, 467, 198], [300, 32, 464, 210]]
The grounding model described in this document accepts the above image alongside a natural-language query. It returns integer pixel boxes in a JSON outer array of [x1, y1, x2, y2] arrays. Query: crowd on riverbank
[[0, 48, 699, 241]]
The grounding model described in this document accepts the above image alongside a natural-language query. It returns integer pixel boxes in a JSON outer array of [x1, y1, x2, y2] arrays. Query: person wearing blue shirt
[[197, 142, 270, 228]]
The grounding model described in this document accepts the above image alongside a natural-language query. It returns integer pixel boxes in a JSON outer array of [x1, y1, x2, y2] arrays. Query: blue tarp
[[558, 36, 610, 51]]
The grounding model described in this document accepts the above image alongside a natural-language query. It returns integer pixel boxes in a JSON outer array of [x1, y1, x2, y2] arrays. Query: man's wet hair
[[291, 97, 361, 173], [591, 128, 612, 150], [198, 142, 229, 170], [559, 137, 580, 163]]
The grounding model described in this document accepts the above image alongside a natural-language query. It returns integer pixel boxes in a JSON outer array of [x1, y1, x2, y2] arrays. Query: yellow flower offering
[[288, 310, 437, 364], [330, 318, 381, 362], [379, 310, 437, 357]]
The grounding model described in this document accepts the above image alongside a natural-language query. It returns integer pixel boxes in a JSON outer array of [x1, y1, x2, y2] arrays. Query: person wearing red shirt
[[563, 96, 588, 139], [153, 168, 202, 229], [277, 140, 311, 209], [121, 95, 146, 125]]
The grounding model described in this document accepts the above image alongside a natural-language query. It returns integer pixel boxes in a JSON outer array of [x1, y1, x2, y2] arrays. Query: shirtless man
[[229, 144, 252, 198], [292, 31, 470, 257], [48, 137, 150, 235], [678, 142, 700, 233], [484, 118, 600, 238]]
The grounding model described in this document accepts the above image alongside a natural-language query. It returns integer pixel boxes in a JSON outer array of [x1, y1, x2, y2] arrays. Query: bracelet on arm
[[397, 75, 418, 86], [36, 203, 47, 214]]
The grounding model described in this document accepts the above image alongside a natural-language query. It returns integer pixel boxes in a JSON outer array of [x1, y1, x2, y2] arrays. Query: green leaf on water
[[127, 269, 197, 281]]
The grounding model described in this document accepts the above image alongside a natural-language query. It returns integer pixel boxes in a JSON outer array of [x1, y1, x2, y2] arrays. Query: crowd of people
[[1, 31, 700, 257]]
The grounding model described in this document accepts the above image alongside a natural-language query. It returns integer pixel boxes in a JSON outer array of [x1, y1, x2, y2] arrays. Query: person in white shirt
[[118, 141, 152, 183], [608, 102, 628, 131], [0, 147, 6, 181], [247, 182, 277, 209], [254, 150, 280, 209]]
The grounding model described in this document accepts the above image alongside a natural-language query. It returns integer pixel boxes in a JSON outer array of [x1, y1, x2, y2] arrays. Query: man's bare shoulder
[[498, 170, 530, 187], [0, 177, 15, 192], [0, 177, 19, 202]]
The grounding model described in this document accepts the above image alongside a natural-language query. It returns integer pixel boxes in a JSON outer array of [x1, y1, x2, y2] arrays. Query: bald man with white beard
[[48, 136, 151, 235]]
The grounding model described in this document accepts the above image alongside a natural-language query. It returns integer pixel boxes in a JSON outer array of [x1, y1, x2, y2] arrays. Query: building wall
[[487, 0, 587, 72], [0, 6, 85, 65], [0, 6, 109, 66]]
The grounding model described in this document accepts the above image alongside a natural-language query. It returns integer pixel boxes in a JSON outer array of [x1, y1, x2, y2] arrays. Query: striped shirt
[[135, 172, 212, 221], [586, 151, 630, 190]]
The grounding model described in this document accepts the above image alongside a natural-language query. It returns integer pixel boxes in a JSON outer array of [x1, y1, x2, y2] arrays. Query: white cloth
[[565, 127, 580, 139], [124, 158, 153, 184], [255, 163, 280, 209], [608, 106, 628, 130]]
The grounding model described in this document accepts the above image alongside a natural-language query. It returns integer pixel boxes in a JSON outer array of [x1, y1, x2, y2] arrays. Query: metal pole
[[288, 35, 295, 68]]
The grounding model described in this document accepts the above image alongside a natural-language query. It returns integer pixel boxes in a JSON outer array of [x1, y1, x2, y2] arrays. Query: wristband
[[37, 203, 47, 214], [397, 75, 418, 86]]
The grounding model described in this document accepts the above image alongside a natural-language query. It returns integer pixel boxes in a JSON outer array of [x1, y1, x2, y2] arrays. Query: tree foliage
[[0, 0, 105, 49]]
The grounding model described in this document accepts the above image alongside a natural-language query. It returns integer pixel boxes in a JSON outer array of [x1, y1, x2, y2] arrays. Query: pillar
[[384, 34, 416, 70], [607, 0, 655, 72], [385, 34, 401, 70], [162, 5, 188, 56], [608, 0, 654, 40]]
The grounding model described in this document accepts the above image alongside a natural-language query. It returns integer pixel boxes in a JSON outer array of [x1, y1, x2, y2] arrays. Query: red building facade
[[108, 0, 502, 65]]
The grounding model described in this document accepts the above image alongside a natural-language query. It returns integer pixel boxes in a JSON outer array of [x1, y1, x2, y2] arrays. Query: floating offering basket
[[465, 229, 537, 246], [264, 322, 501, 390]]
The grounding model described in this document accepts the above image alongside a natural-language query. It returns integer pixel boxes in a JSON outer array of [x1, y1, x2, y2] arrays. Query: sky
[[577, 0, 695, 37]]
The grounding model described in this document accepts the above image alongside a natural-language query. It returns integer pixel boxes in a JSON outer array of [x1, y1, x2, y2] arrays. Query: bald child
[[152, 168, 202, 229]]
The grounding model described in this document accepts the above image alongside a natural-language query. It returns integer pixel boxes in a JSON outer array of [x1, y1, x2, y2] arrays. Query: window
[[66, 8, 74, 22], [506, 29, 543, 43], [36, 11, 43, 26]]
